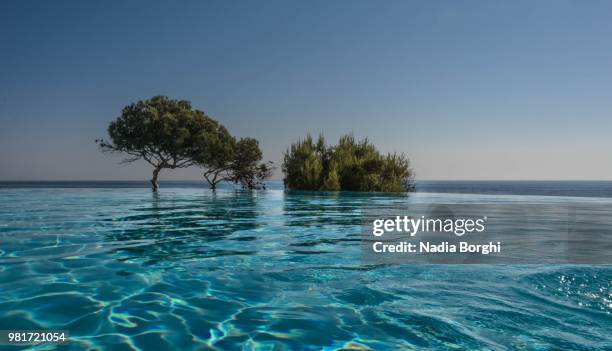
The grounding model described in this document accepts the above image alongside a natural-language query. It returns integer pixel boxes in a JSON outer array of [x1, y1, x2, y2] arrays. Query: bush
[[282, 134, 414, 192]]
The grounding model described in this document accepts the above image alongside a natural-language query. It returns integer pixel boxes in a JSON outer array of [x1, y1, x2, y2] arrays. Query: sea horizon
[[3, 179, 612, 198]]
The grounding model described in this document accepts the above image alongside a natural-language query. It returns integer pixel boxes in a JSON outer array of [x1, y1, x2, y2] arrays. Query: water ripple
[[0, 188, 610, 350]]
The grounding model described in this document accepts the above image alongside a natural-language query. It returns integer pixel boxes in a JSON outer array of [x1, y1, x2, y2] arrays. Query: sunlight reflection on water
[[0, 188, 610, 350]]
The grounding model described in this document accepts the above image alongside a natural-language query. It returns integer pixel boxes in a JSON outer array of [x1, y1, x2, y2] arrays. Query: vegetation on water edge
[[97, 97, 414, 193], [96, 96, 272, 191], [282, 134, 415, 192]]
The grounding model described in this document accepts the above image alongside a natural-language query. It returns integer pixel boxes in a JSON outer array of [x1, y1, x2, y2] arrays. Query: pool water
[[0, 188, 610, 350]]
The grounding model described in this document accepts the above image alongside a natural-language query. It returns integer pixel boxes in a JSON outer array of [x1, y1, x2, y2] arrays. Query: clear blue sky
[[1, 0, 611, 180]]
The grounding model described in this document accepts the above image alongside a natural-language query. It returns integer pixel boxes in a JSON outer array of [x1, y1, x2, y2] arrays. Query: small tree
[[231, 138, 274, 189], [195, 137, 273, 190], [196, 124, 236, 190], [96, 95, 229, 191]]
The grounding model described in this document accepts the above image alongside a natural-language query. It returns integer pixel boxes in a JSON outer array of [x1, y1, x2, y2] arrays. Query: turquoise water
[[0, 187, 610, 350]]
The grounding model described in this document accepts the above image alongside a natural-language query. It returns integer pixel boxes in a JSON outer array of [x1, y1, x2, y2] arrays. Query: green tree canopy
[[282, 134, 414, 192], [96, 95, 232, 191], [193, 136, 273, 190], [231, 138, 274, 190]]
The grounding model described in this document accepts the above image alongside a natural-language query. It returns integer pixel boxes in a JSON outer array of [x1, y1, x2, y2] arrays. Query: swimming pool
[[0, 187, 610, 350]]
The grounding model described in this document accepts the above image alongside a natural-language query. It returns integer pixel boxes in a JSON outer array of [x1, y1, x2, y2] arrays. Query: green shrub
[[282, 134, 414, 192]]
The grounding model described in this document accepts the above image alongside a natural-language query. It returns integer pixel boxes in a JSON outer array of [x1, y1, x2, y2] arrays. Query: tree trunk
[[204, 170, 219, 190], [151, 167, 162, 192]]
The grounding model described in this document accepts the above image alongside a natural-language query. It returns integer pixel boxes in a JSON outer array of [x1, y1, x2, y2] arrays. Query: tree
[[282, 134, 415, 192], [230, 138, 274, 190], [194, 137, 273, 190], [96, 95, 230, 191], [196, 123, 236, 190]]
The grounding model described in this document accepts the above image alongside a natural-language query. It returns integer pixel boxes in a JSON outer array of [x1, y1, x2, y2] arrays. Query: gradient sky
[[1, 0, 611, 181]]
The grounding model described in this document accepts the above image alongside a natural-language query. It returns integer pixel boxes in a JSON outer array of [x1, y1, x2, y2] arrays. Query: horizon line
[[1, 179, 612, 182]]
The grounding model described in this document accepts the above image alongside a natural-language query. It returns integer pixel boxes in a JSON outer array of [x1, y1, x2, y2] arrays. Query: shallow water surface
[[0, 188, 610, 350]]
